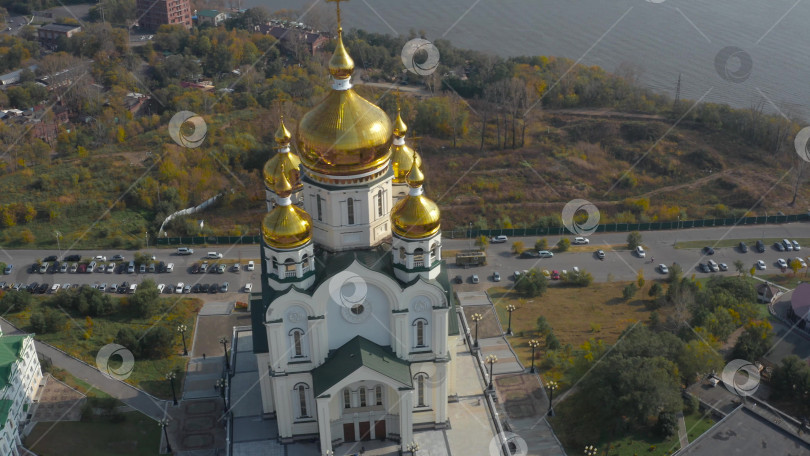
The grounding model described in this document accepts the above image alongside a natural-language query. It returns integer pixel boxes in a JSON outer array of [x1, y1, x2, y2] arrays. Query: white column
[[399, 389, 413, 451], [406, 249, 413, 269], [317, 396, 332, 455], [433, 308, 448, 358], [296, 261, 303, 277], [435, 363, 448, 423], [273, 376, 293, 438]]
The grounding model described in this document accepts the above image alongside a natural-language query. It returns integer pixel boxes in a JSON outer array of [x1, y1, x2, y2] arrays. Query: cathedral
[[250, 5, 459, 454]]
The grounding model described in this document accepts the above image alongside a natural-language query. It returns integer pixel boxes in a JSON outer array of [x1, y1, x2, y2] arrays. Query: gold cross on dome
[[326, 0, 348, 30]]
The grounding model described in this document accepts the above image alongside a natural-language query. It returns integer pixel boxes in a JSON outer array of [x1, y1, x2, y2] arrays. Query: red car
[[551, 270, 560, 280], [77, 264, 87, 273]]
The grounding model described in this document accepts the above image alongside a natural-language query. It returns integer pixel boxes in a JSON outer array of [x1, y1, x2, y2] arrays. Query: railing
[[285, 270, 297, 278]]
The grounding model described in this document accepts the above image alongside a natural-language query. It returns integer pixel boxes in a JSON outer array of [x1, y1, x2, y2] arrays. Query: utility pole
[[674, 72, 681, 108]]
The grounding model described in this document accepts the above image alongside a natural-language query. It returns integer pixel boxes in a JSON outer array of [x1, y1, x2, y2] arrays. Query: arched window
[[316, 195, 323, 221], [399, 247, 406, 261], [414, 373, 428, 407], [414, 248, 424, 267], [359, 387, 367, 407], [375, 385, 383, 406], [412, 319, 429, 348], [294, 383, 310, 418], [284, 258, 296, 278], [343, 388, 351, 409], [347, 198, 355, 225], [288, 329, 307, 359], [377, 189, 383, 217]]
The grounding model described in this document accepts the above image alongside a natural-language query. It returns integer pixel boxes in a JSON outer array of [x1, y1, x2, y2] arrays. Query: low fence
[[155, 213, 809, 246]]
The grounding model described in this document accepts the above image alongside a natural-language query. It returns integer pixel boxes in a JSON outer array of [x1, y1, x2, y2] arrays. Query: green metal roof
[[312, 336, 411, 396], [197, 9, 221, 17], [0, 399, 11, 428], [0, 335, 25, 389]]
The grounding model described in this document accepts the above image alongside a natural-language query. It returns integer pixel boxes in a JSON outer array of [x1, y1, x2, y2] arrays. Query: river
[[242, 0, 810, 120]]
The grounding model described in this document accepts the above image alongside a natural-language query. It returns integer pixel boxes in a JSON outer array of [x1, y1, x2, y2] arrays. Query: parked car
[[97, 263, 106, 273], [756, 260, 766, 270], [699, 263, 710, 273], [247, 261, 255, 271], [127, 261, 135, 273], [118, 282, 129, 293], [219, 282, 229, 292], [210, 283, 218, 294], [191, 284, 201, 293], [572, 237, 589, 245], [793, 240, 802, 251], [39, 263, 49, 274], [738, 242, 749, 253], [519, 251, 539, 259], [139, 264, 146, 273], [175, 282, 184, 293], [471, 275, 479, 284], [490, 235, 508, 243], [128, 283, 137, 294], [59, 263, 67, 273], [26, 282, 38, 293], [199, 262, 209, 273], [658, 264, 669, 274], [37, 283, 49, 294], [69, 263, 78, 273], [77, 264, 87, 273], [595, 249, 605, 260], [177, 247, 194, 255], [493, 271, 501, 282], [158, 261, 166, 273], [755, 240, 765, 253], [774, 242, 786, 252], [191, 263, 200, 274], [538, 250, 554, 258], [703, 246, 715, 255], [148, 263, 156, 273], [157, 283, 165, 293], [719, 263, 728, 271], [551, 270, 560, 280], [110, 283, 118, 293], [94, 255, 107, 263], [43, 255, 58, 262], [111, 254, 125, 261], [201, 283, 210, 293], [207, 252, 223, 259], [453, 275, 462, 284], [777, 258, 788, 269], [183, 284, 191, 294], [707, 260, 719, 272], [99, 283, 107, 292], [49, 284, 60, 293], [65, 254, 81, 262], [166, 263, 174, 272], [635, 246, 646, 258], [783, 239, 794, 251], [217, 264, 226, 274], [244, 283, 253, 293], [231, 264, 240, 272]]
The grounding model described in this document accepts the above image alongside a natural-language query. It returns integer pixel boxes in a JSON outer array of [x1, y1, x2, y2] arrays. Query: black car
[[774, 242, 786, 252], [158, 261, 166, 273], [65, 254, 81, 262], [519, 251, 540, 259], [36, 283, 49, 294], [453, 275, 463, 284], [702, 246, 715, 255], [699, 263, 710, 273], [191, 284, 201, 293], [191, 264, 200, 274], [738, 242, 748, 253], [210, 283, 218, 294], [27, 282, 38, 293], [756, 240, 765, 253], [43, 255, 58, 262], [201, 283, 210, 293], [119, 282, 129, 293], [111, 254, 125, 261], [117, 264, 127, 274], [29, 264, 38, 273]]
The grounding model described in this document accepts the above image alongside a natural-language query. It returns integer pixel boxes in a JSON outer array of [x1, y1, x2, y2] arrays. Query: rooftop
[[38, 23, 81, 33], [0, 335, 26, 389], [312, 335, 411, 396], [197, 9, 222, 17], [0, 399, 11, 428]]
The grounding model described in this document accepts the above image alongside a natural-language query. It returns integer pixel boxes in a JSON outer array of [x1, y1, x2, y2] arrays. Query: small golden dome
[[275, 117, 292, 146], [297, 89, 392, 177], [393, 110, 408, 137], [262, 204, 312, 249], [390, 144, 421, 183], [329, 29, 354, 80], [407, 161, 424, 187], [274, 162, 293, 196], [263, 151, 302, 192], [391, 190, 441, 239]]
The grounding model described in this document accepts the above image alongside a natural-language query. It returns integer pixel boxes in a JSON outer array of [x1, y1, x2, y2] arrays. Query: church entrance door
[[343, 423, 355, 442], [374, 419, 386, 440], [359, 421, 371, 441]]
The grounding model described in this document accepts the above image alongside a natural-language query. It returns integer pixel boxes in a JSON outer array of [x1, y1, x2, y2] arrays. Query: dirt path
[[543, 108, 666, 121]]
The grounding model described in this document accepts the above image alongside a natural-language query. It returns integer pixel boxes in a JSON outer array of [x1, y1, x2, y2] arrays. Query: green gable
[[0, 399, 11, 429], [0, 335, 26, 389], [312, 336, 411, 396]]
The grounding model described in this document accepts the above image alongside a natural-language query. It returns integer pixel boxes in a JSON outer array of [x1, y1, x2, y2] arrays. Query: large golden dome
[[263, 118, 302, 191], [262, 164, 312, 249], [296, 29, 392, 177], [391, 164, 441, 239]]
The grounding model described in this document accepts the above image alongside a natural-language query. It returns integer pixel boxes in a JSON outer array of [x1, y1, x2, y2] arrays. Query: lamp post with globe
[[528, 339, 540, 373], [177, 324, 188, 356], [486, 354, 498, 392], [506, 304, 516, 335], [471, 313, 483, 349]]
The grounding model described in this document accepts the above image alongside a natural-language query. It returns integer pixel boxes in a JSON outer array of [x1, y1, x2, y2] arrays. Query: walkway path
[[677, 411, 688, 448], [0, 317, 169, 421]]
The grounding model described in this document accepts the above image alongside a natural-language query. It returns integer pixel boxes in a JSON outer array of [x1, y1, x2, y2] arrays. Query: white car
[[777, 258, 788, 269], [247, 260, 255, 271], [166, 263, 174, 272], [572, 237, 589, 245], [106, 263, 115, 273], [177, 247, 194, 255], [756, 260, 766, 270], [94, 255, 107, 262], [157, 283, 165, 293], [792, 240, 801, 251], [490, 235, 508, 243], [658, 264, 668, 274], [207, 252, 223, 259], [244, 283, 252, 293], [635, 246, 645, 258], [49, 284, 60, 293], [69, 263, 78, 273], [99, 283, 107, 291], [175, 282, 184, 293]]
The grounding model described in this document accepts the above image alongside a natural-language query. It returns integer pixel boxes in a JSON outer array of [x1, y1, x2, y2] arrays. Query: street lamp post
[[54, 231, 61, 260], [506, 304, 516, 335], [528, 339, 540, 373], [547, 380, 558, 417], [407, 441, 419, 455], [166, 371, 178, 406], [215, 377, 228, 409], [471, 313, 483, 349], [219, 336, 230, 371], [486, 354, 498, 392], [145, 231, 149, 248], [584, 444, 597, 455], [469, 222, 473, 250], [159, 418, 172, 453], [177, 324, 188, 356]]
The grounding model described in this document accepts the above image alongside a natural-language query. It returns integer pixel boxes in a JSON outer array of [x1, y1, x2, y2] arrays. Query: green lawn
[[24, 412, 160, 456], [6, 296, 201, 399], [683, 411, 716, 442]]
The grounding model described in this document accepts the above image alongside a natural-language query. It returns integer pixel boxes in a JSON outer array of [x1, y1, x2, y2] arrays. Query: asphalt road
[[1, 223, 808, 291], [442, 222, 810, 284]]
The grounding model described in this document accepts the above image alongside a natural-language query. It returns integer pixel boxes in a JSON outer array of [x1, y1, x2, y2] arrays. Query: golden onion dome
[[275, 117, 292, 146], [391, 145, 421, 183], [297, 85, 392, 177], [329, 28, 354, 80], [390, 164, 440, 239], [393, 110, 408, 138], [262, 164, 312, 249]]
